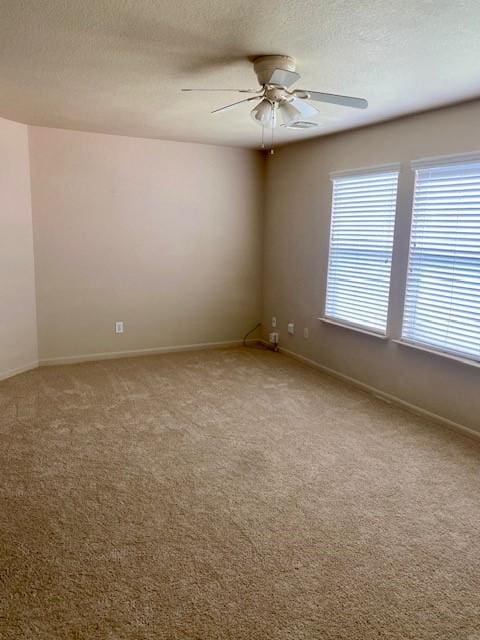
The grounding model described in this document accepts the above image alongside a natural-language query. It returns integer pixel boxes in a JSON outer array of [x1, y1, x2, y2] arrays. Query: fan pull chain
[[267, 103, 275, 155], [261, 125, 265, 150]]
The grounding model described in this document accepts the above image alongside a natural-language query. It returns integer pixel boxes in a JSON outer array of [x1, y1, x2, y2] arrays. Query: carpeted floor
[[1, 347, 479, 639]]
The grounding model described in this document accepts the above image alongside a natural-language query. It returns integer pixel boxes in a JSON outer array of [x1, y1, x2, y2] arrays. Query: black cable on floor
[[243, 322, 262, 347]]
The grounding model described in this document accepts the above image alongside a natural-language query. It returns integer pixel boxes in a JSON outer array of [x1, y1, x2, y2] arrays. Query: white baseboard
[[8, 341, 477, 443], [0, 361, 39, 382], [38, 339, 254, 367], [278, 345, 480, 443]]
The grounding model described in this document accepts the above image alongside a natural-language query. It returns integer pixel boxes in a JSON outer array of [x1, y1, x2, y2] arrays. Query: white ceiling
[[1, 0, 480, 149]]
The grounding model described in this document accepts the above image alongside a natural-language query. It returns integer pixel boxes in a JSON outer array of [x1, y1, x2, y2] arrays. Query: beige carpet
[[1, 347, 479, 639]]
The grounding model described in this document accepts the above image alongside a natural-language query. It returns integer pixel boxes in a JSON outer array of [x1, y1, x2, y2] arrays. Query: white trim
[[411, 150, 480, 170], [277, 345, 480, 443], [0, 361, 39, 382], [38, 339, 253, 367], [319, 317, 388, 340], [329, 162, 401, 180], [393, 339, 480, 369], [3, 345, 478, 442]]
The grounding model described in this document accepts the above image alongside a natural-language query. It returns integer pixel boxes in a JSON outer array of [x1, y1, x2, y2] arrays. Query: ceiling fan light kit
[[182, 55, 368, 149], [251, 98, 277, 128], [278, 100, 303, 125]]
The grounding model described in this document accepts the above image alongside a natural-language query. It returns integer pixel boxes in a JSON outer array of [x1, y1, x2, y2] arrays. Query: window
[[402, 156, 480, 362], [325, 167, 399, 334]]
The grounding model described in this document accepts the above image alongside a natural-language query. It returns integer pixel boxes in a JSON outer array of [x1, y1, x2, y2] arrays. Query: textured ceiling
[[1, 0, 480, 148]]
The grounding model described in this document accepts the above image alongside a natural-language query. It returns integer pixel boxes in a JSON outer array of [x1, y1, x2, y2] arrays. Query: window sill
[[393, 339, 480, 369], [319, 317, 388, 340]]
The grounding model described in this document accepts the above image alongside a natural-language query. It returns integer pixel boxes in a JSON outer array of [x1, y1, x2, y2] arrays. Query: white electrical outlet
[[304, 327, 309, 339], [269, 332, 279, 344], [272, 316, 277, 328], [115, 321, 124, 334], [287, 323, 295, 335]]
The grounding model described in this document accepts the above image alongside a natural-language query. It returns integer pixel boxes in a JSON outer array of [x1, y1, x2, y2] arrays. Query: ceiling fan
[[182, 55, 368, 133]]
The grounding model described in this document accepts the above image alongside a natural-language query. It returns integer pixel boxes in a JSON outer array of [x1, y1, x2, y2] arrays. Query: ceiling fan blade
[[289, 97, 319, 118], [267, 68, 300, 88], [294, 90, 368, 109], [211, 96, 261, 114], [182, 88, 260, 93]]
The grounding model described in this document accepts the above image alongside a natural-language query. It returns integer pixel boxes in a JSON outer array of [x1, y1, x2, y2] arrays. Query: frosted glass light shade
[[278, 100, 302, 125], [251, 99, 276, 128]]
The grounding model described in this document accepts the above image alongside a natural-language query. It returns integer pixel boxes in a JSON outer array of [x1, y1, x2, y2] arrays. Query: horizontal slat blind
[[325, 170, 399, 333], [402, 160, 480, 361]]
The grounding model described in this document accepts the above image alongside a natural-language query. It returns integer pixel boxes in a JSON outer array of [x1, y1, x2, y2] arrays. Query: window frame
[[322, 163, 401, 337], [399, 152, 480, 364]]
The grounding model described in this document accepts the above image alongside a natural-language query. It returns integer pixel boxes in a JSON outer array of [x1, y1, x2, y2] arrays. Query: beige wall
[[263, 100, 480, 433], [0, 117, 38, 379], [29, 127, 263, 362], [2, 103, 479, 433]]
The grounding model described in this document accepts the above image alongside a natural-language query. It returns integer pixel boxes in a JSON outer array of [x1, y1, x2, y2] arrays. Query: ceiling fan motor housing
[[253, 55, 296, 86], [265, 87, 290, 103]]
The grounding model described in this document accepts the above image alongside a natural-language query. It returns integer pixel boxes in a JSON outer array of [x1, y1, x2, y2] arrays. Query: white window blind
[[402, 158, 480, 361], [325, 168, 399, 334]]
